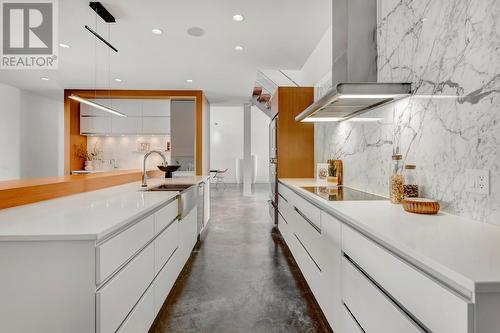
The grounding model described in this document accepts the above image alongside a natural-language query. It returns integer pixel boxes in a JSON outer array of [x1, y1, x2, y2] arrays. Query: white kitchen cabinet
[[96, 243, 155, 333], [80, 116, 111, 135], [142, 99, 171, 117], [117, 284, 155, 333], [342, 306, 364, 333], [79, 99, 170, 135], [342, 225, 472, 333], [111, 99, 142, 117], [96, 214, 154, 285], [111, 116, 142, 134], [142, 116, 171, 134], [154, 219, 178, 274], [316, 211, 342, 332], [154, 200, 179, 234], [277, 187, 341, 332], [153, 243, 182, 316], [178, 208, 198, 264], [0, 190, 203, 333], [80, 99, 112, 117], [342, 257, 422, 333]]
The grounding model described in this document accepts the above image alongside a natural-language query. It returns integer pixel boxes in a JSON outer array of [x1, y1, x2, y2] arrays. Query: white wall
[[299, 25, 333, 86], [20, 91, 64, 178], [210, 105, 243, 183], [0, 83, 63, 180], [0, 83, 21, 180], [251, 105, 270, 183], [210, 105, 269, 183]]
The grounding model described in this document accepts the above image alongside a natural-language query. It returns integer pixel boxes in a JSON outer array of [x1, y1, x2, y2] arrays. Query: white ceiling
[[0, 0, 331, 103]]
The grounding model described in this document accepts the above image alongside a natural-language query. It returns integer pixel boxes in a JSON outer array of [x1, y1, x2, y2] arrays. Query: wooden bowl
[[402, 198, 440, 215]]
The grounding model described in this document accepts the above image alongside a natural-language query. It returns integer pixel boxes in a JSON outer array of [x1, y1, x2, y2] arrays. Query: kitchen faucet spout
[[142, 150, 167, 187]]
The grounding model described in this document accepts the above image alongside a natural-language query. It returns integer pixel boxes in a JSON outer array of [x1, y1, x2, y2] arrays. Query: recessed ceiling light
[[114, 78, 122, 82], [187, 27, 205, 37], [234, 45, 244, 51], [41, 77, 49, 81], [151, 28, 163, 35], [232, 14, 245, 22], [59, 43, 70, 48], [186, 79, 193, 83]]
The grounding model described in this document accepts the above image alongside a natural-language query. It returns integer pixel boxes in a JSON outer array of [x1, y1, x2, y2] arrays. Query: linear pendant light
[[69, 95, 126, 117]]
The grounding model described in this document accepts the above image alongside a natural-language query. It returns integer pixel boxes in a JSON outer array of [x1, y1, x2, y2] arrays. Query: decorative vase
[[84, 160, 94, 171]]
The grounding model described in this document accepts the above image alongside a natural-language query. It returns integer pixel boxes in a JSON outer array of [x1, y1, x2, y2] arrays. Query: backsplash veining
[[315, 0, 500, 225]]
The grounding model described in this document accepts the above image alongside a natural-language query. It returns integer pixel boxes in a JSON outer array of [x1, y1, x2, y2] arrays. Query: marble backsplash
[[315, 0, 500, 225]]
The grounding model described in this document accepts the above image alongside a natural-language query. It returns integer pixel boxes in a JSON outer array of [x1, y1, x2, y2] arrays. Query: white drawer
[[154, 247, 182, 316], [97, 243, 155, 333], [292, 232, 321, 296], [342, 305, 364, 333], [342, 257, 422, 333], [117, 283, 155, 333], [154, 200, 178, 235], [292, 194, 321, 233], [278, 183, 297, 205], [277, 210, 291, 243], [96, 215, 155, 284], [342, 225, 472, 333], [155, 219, 178, 274], [278, 195, 297, 228]]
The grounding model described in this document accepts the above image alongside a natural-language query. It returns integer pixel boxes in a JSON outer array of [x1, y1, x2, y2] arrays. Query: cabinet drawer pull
[[343, 303, 366, 333], [294, 233, 322, 272], [344, 254, 430, 333], [278, 193, 288, 203], [294, 206, 321, 234]]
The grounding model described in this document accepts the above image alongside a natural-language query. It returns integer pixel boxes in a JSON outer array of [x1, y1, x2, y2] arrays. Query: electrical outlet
[[465, 169, 490, 195]]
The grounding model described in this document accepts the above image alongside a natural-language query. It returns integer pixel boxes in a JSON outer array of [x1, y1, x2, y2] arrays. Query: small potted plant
[[74, 143, 103, 171]]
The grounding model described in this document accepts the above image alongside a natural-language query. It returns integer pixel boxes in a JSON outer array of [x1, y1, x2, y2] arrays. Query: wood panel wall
[[273, 87, 315, 178], [63, 89, 209, 176]]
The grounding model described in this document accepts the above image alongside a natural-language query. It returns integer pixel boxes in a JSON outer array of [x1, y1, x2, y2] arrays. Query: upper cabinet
[[80, 99, 170, 135], [142, 100, 171, 117]]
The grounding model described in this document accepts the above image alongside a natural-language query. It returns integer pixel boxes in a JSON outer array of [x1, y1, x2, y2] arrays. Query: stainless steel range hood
[[296, 0, 412, 122], [295, 82, 412, 122]]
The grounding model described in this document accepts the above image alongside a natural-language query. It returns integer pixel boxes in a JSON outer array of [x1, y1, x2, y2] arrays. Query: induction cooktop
[[301, 186, 387, 201]]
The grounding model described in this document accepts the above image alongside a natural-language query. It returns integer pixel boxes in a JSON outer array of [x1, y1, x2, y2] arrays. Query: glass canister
[[390, 154, 404, 204], [403, 164, 419, 198]]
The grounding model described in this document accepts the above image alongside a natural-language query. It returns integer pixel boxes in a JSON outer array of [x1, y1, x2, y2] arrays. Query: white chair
[[213, 169, 228, 188]]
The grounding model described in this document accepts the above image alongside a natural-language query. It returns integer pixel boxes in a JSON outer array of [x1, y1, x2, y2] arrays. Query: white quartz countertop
[[0, 176, 208, 242], [279, 178, 500, 295]]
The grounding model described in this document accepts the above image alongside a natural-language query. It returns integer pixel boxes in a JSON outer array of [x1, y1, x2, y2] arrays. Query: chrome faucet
[[142, 150, 167, 187]]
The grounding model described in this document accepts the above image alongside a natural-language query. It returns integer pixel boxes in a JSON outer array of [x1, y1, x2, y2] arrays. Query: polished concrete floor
[[150, 184, 331, 333]]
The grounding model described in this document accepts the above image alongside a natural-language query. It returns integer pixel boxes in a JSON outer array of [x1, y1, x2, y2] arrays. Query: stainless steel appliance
[[268, 115, 278, 224]]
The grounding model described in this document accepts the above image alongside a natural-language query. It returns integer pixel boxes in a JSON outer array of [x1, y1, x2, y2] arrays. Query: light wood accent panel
[[64, 89, 209, 176], [0, 170, 163, 210], [196, 93, 210, 176], [273, 87, 315, 178]]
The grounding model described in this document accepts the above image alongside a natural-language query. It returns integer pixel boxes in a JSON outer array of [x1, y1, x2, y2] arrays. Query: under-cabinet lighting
[[68, 95, 126, 117], [303, 117, 382, 123], [337, 94, 402, 99]]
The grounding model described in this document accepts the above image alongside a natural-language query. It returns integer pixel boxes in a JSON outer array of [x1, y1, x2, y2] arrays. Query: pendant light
[[71, 2, 125, 117]]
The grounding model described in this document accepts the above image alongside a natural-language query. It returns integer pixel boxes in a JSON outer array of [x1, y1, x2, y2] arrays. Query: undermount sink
[[147, 184, 194, 191]]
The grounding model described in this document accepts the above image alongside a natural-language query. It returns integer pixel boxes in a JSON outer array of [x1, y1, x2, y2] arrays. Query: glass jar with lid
[[403, 164, 419, 198], [390, 154, 403, 204]]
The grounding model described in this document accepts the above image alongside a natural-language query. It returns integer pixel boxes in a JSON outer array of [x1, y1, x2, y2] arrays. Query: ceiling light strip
[[69, 95, 126, 117], [84, 25, 118, 52]]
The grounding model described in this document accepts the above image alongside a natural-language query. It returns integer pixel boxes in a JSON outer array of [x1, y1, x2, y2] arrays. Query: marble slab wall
[[315, 0, 500, 225]]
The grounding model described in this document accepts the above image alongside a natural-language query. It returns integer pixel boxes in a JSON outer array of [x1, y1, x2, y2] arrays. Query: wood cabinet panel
[[272, 87, 314, 178]]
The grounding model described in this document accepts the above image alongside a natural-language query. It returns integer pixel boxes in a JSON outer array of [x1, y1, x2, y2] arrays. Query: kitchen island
[[278, 178, 500, 333], [0, 176, 210, 333]]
